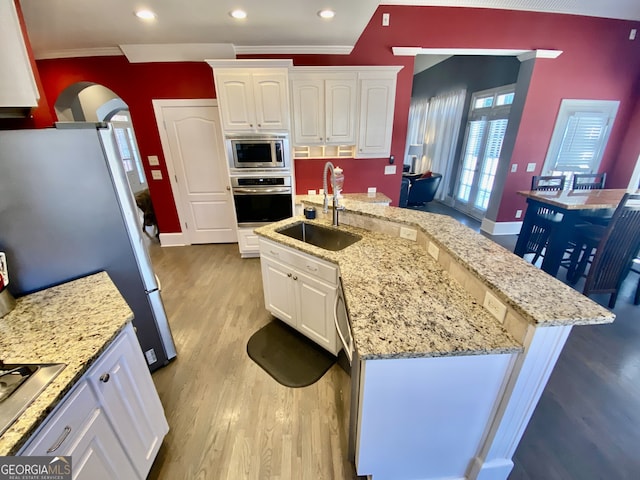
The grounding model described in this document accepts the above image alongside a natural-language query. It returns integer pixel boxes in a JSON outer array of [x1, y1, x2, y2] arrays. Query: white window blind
[[544, 99, 619, 176]]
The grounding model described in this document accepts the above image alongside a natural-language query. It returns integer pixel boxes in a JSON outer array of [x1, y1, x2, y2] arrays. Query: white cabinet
[[356, 70, 399, 158], [85, 322, 168, 478], [214, 68, 290, 132], [237, 226, 261, 258], [290, 71, 357, 145], [0, 0, 39, 108], [20, 323, 168, 480], [259, 239, 340, 355], [21, 381, 138, 480]]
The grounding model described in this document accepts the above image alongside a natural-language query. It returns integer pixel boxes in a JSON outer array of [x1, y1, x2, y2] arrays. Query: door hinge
[[174, 174, 178, 183], [184, 222, 188, 230]]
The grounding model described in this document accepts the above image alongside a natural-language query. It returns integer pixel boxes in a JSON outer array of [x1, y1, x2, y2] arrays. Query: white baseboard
[[159, 232, 187, 247], [481, 219, 522, 236]]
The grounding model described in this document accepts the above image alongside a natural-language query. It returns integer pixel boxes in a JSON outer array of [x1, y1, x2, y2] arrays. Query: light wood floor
[[147, 243, 360, 480]]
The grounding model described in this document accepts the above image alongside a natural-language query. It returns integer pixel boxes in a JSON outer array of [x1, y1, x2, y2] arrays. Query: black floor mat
[[247, 320, 336, 388]]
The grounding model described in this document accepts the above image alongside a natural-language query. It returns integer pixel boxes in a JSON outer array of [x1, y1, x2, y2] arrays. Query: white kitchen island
[[255, 198, 614, 480]]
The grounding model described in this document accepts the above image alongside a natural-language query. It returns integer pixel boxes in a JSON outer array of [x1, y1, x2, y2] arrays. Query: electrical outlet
[[384, 165, 396, 175], [308, 189, 317, 195], [400, 227, 417, 241], [318, 188, 325, 195], [515, 209, 523, 219], [145, 348, 158, 365], [483, 291, 507, 322], [630, 28, 637, 40], [427, 241, 439, 260], [148, 155, 159, 166], [526, 163, 536, 172], [151, 169, 163, 180], [368, 187, 377, 194], [511, 164, 518, 173], [382, 13, 390, 26]]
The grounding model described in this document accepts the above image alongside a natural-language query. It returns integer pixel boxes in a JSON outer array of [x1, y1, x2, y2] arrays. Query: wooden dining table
[[514, 188, 633, 276]]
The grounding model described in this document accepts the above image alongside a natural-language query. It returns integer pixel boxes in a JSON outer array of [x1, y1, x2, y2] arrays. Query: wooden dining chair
[[523, 175, 566, 265], [566, 193, 640, 308], [572, 172, 606, 190]]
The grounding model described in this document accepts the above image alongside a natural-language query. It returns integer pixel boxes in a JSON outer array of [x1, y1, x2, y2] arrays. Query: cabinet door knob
[[293, 276, 298, 281], [100, 373, 110, 383], [287, 273, 292, 278], [249, 124, 253, 128], [226, 186, 231, 191], [258, 124, 261, 127]]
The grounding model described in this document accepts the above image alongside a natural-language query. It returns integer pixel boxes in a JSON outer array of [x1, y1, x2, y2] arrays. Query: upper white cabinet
[[0, 0, 39, 108], [356, 69, 400, 159], [290, 70, 357, 145], [214, 68, 290, 132]]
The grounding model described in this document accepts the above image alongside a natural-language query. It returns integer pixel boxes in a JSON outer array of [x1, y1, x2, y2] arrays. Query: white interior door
[[153, 100, 236, 244]]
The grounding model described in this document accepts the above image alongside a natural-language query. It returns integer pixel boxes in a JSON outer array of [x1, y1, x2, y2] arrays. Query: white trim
[[159, 232, 187, 247], [234, 45, 353, 55], [628, 153, 640, 192], [480, 218, 523, 236], [120, 43, 235, 63], [206, 59, 293, 68], [393, 47, 529, 57], [151, 98, 219, 246], [516, 49, 563, 61], [34, 47, 123, 60]]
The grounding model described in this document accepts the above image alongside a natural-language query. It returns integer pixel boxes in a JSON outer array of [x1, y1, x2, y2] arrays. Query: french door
[[454, 85, 514, 220]]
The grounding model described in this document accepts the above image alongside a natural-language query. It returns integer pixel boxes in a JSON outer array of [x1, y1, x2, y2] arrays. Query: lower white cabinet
[[237, 227, 260, 258], [259, 238, 340, 355], [20, 323, 168, 479]]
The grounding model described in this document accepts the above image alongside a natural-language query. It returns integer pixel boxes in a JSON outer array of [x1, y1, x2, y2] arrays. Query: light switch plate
[[148, 155, 159, 166], [151, 169, 163, 180], [400, 227, 417, 241], [368, 187, 377, 193], [382, 13, 390, 26], [511, 164, 518, 173], [483, 291, 507, 322], [526, 163, 536, 172], [515, 209, 523, 218], [384, 165, 396, 175], [308, 189, 317, 195]]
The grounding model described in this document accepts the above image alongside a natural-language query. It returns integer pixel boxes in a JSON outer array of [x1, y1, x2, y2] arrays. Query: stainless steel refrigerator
[[0, 124, 177, 371]]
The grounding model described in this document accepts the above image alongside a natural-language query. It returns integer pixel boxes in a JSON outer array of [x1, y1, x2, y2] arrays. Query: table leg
[[540, 210, 579, 277], [514, 199, 538, 258]]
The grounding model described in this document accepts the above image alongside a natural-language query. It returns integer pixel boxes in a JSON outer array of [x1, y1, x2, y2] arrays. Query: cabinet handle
[[293, 276, 298, 281], [319, 137, 323, 141], [306, 265, 318, 272], [100, 373, 110, 383], [258, 124, 261, 127], [250, 124, 253, 128], [287, 273, 292, 278], [47, 426, 71, 453], [270, 250, 279, 256]]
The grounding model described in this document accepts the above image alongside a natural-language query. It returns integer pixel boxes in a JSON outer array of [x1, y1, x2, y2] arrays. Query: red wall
[[36, 57, 216, 233], [34, 6, 640, 233]]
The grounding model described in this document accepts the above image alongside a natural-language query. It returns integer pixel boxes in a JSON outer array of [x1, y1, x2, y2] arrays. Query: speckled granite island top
[[298, 196, 614, 327], [0, 272, 133, 456], [256, 218, 522, 360]]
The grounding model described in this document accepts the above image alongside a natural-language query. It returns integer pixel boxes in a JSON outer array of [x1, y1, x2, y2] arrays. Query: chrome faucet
[[322, 161, 345, 226]]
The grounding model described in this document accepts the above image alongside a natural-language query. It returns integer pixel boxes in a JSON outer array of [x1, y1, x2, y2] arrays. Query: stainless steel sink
[[276, 221, 361, 251], [0, 363, 66, 436]]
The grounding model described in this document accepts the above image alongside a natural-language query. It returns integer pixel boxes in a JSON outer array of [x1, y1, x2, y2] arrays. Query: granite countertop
[[255, 218, 522, 360], [296, 192, 392, 205], [297, 196, 614, 327], [0, 272, 134, 455]]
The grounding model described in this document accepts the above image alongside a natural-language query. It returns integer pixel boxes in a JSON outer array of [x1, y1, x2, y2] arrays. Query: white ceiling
[[19, 0, 640, 60]]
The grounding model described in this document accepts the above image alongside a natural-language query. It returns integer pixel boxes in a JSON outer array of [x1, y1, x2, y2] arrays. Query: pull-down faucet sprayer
[[322, 161, 345, 226]]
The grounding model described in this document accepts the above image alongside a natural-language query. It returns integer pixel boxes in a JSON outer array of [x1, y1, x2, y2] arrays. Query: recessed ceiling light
[[230, 9, 247, 19], [135, 9, 157, 20], [318, 9, 335, 19]]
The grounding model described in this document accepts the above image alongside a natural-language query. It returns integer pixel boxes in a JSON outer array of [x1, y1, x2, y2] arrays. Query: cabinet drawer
[[21, 381, 97, 456], [259, 239, 338, 285]]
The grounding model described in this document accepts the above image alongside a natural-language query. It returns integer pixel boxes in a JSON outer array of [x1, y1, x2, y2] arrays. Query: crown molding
[[34, 47, 123, 60], [393, 47, 530, 57], [517, 49, 563, 61], [120, 44, 235, 63], [206, 59, 293, 68], [234, 45, 353, 55]]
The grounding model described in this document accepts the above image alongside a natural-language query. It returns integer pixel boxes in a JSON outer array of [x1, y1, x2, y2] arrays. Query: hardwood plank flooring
[[146, 243, 360, 480]]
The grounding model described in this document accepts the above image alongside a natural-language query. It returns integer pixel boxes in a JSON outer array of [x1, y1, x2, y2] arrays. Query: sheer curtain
[[404, 97, 429, 163], [421, 89, 466, 200]]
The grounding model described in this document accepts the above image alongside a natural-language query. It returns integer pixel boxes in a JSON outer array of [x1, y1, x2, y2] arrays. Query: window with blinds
[[543, 99, 619, 177]]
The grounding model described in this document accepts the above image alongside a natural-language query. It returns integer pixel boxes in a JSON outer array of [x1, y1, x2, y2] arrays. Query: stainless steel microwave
[[226, 134, 290, 171]]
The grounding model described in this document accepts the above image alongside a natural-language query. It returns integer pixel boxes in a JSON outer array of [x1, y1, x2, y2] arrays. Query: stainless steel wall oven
[[231, 176, 293, 227]]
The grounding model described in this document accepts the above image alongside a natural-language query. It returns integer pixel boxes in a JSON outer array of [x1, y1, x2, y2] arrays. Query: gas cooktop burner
[[0, 366, 37, 403], [0, 363, 66, 437]]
